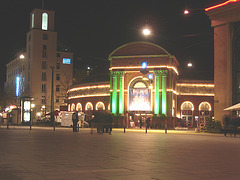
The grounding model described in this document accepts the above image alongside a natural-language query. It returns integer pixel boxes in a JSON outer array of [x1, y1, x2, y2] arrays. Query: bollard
[[124, 125, 126, 133], [77, 123, 79, 132], [165, 124, 167, 134], [146, 126, 147, 133], [30, 119, 32, 130], [53, 121, 55, 131], [7, 119, 9, 129]]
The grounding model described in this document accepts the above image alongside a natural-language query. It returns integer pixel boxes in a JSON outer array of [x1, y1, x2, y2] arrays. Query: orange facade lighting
[[205, 0, 239, 11]]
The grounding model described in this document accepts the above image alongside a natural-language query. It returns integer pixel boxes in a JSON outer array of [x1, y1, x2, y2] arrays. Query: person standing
[[146, 117, 150, 129], [72, 111, 79, 132]]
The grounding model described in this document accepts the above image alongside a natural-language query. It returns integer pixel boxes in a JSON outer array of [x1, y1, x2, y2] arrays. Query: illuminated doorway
[[181, 101, 194, 127], [199, 102, 211, 125], [128, 78, 152, 128]]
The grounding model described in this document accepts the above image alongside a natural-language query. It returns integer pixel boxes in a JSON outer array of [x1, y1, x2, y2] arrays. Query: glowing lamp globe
[[143, 28, 151, 36]]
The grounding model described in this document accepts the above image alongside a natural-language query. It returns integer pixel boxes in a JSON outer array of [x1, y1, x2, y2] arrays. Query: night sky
[[0, 0, 226, 102]]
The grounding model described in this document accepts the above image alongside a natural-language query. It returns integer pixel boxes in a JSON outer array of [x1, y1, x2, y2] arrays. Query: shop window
[[71, 103, 75, 111], [76, 103, 82, 112], [85, 102, 93, 111], [96, 102, 105, 110]]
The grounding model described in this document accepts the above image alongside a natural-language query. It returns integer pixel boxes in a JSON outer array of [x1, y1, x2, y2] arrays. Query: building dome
[[109, 41, 170, 57]]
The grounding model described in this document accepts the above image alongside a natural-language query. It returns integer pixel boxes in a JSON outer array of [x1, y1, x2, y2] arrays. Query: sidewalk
[[0, 124, 224, 136]]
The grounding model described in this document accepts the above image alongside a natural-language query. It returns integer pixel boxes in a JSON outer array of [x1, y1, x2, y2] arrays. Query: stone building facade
[[68, 42, 214, 128]]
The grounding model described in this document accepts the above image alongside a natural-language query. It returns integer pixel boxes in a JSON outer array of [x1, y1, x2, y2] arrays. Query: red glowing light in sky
[[205, 0, 240, 11]]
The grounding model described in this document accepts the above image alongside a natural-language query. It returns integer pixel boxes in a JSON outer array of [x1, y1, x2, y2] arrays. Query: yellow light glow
[[110, 66, 179, 75], [68, 93, 110, 99], [177, 83, 214, 87], [37, 112, 41, 116], [68, 85, 110, 93], [205, 0, 239, 11], [179, 93, 214, 96]]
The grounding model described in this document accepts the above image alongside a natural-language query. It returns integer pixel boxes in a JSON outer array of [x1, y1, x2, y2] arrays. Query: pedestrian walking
[[72, 111, 79, 132]]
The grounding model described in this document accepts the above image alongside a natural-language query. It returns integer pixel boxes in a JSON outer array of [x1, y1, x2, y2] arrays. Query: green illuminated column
[[112, 72, 118, 114], [110, 71, 113, 112], [119, 71, 125, 114], [161, 70, 168, 115], [154, 70, 161, 115]]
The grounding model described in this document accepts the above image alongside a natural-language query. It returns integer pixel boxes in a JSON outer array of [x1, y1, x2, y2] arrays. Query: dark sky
[[0, 0, 227, 94]]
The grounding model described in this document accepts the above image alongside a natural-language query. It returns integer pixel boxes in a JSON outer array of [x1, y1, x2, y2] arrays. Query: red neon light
[[205, 0, 239, 11]]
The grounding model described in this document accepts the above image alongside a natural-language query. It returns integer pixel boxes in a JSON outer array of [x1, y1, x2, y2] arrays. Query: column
[[154, 70, 161, 115], [118, 71, 125, 115], [161, 70, 168, 115], [110, 71, 113, 112], [111, 72, 118, 114]]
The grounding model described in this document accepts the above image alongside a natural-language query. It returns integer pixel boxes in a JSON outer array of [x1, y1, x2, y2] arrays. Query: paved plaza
[[0, 126, 240, 180]]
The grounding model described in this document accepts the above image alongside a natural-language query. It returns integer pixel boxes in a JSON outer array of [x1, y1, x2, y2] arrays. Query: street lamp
[[183, 8, 203, 15], [187, 62, 193, 67], [142, 28, 151, 36], [19, 54, 25, 59]]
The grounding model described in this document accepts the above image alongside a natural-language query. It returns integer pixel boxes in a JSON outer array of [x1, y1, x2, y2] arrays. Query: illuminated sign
[[23, 101, 31, 122], [129, 88, 151, 111], [24, 101, 31, 111], [16, 76, 20, 96], [63, 58, 71, 64]]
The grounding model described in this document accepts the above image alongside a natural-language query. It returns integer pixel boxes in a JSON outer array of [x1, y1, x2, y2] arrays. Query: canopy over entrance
[[224, 103, 240, 111]]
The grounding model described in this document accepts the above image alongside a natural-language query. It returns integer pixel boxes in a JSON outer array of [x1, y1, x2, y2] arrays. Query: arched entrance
[[128, 77, 152, 128]]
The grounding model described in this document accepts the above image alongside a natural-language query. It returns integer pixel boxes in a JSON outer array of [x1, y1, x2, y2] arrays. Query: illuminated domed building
[[68, 41, 214, 128]]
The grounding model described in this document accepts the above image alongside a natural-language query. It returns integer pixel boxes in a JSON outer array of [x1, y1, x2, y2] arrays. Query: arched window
[[42, 13, 48, 30], [181, 101, 194, 111], [85, 102, 93, 111], [133, 82, 146, 88], [199, 102, 211, 111], [96, 102, 105, 110], [76, 103, 82, 112], [71, 103, 75, 112], [32, 14, 34, 28], [108, 103, 110, 111]]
